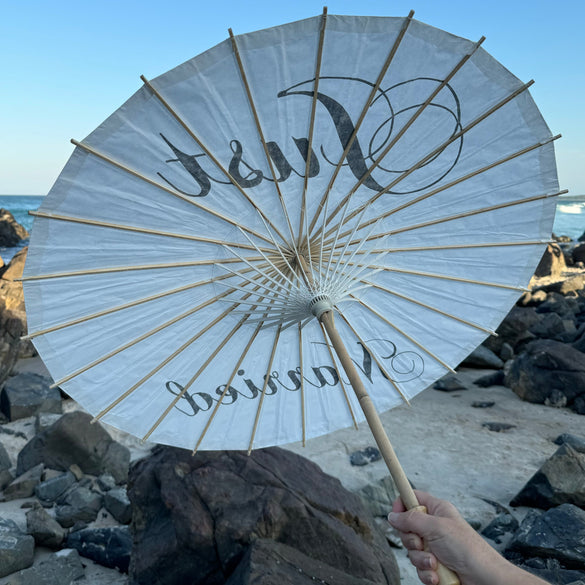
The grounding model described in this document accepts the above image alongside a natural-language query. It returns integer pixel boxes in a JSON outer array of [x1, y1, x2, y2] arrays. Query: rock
[[510, 444, 585, 510], [6, 548, 85, 585], [349, 446, 381, 466], [471, 401, 495, 408], [433, 374, 466, 391], [226, 538, 382, 585], [490, 306, 540, 353], [35, 471, 76, 502], [0, 517, 35, 577], [482, 422, 516, 433], [104, 487, 131, 524], [554, 434, 585, 454], [17, 411, 130, 483], [500, 342, 514, 361], [97, 474, 116, 492], [55, 485, 103, 528], [0, 441, 13, 490], [67, 526, 131, 572], [128, 446, 400, 585], [505, 339, 585, 410], [545, 388, 568, 408], [3, 463, 44, 501], [573, 243, 585, 265], [536, 276, 585, 296], [529, 312, 577, 342], [462, 345, 504, 369], [473, 371, 505, 388], [35, 413, 62, 434], [574, 396, 585, 415], [0, 373, 61, 421], [536, 292, 580, 319], [26, 505, 66, 548], [534, 243, 566, 278], [508, 504, 585, 570], [509, 556, 585, 585], [481, 512, 519, 544], [356, 475, 399, 518], [0, 209, 28, 248]]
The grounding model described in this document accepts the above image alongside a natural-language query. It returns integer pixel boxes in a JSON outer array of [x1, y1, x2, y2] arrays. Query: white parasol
[[23, 11, 561, 583]]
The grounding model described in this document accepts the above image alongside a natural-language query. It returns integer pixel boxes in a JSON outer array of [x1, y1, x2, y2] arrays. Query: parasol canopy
[[23, 11, 560, 456]]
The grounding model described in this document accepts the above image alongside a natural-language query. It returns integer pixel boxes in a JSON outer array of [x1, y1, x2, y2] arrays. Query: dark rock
[[356, 476, 399, 518], [461, 345, 504, 369], [17, 411, 130, 483], [482, 422, 516, 432], [511, 556, 585, 585], [433, 374, 466, 392], [535, 243, 566, 278], [0, 373, 61, 421], [35, 471, 76, 502], [104, 487, 131, 524], [67, 526, 131, 572], [0, 441, 12, 490], [7, 548, 85, 585], [554, 434, 585, 453], [500, 342, 515, 361], [508, 504, 585, 570], [26, 504, 66, 548], [226, 538, 382, 585], [35, 413, 62, 434], [0, 517, 35, 577], [473, 371, 505, 388], [55, 485, 103, 528], [573, 243, 585, 265], [529, 312, 577, 342], [0, 209, 28, 247], [3, 463, 44, 501], [505, 339, 585, 408], [350, 446, 381, 466], [511, 445, 585, 509], [128, 446, 400, 585], [471, 401, 495, 408], [481, 512, 519, 544], [491, 306, 540, 353], [536, 292, 580, 318], [574, 396, 585, 414], [97, 473, 116, 492], [545, 388, 568, 408]]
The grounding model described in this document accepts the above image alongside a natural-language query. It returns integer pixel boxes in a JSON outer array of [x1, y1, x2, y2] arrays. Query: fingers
[[401, 532, 423, 551], [408, 550, 439, 585]]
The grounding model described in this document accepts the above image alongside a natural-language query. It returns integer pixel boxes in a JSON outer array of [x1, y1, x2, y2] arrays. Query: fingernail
[[388, 512, 398, 524]]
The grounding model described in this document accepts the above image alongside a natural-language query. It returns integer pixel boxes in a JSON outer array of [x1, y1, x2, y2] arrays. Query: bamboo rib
[[228, 29, 297, 247], [358, 278, 496, 335], [140, 78, 288, 245], [50, 289, 234, 388], [322, 80, 536, 239], [318, 321, 359, 429], [298, 322, 306, 447], [18, 257, 259, 282], [247, 324, 283, 454], [307, 10, 415, 236], [29, 210, 273, 253], [71, 139, 274, 246], [141, 310, 250, 442], [298, 7, 328, 245], [335, 309, 409, 404], [326, 135, 561, 243], [350, 294, 456, 373], [23, 270, 249, 340], [338, 190, 565, 247], [94, 280, 271, 422], [319, 35, 486, 233]]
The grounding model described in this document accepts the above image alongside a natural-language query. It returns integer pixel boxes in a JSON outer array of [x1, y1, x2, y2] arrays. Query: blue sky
[[1, 0, 583, 195]]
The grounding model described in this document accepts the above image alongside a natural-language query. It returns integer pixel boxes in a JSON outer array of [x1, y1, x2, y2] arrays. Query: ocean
[[0, 193, 584, 263]]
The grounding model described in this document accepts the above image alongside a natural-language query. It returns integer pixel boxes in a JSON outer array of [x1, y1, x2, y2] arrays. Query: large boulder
[[534, 243, 566, 279], [128, 446, 400, 585], [511, 444, 585, 510], [505, 339, 585, 411], [0, 517, 35, 578], [0, 373, 61, 421], [17, 411, 130, 483], [0, 209, 28, 247]]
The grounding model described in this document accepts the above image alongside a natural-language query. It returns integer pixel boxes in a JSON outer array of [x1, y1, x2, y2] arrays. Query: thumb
[[388, 509, 439, 538]]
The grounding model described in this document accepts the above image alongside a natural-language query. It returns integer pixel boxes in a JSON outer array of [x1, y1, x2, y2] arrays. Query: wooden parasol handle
[[319, 310, 459, 585]]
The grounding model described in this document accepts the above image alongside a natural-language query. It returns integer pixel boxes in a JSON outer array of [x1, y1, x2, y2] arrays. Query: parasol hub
[[309, 294, 333, 319]]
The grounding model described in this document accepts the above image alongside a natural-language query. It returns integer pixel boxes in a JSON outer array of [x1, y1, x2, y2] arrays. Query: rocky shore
[[0, 209, 583, 585]]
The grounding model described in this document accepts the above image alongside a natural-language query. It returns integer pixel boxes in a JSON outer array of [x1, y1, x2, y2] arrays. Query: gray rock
[[6, 548, 85, 585], [35, 413, 62, 434], [545, 388, 568, 408], [0, 441, 12, 490], [67, 526, 131, 572], [511, 444, 585, 509], [55, 485, 103, 528], [0, 373, 61, 421], [17, 411, 130, 483], [481, 512, 519, 544], [349, 446, 381, 466], [508, 504, 585, 570], [554, 434, 585, 454], [433, 374, 466, 392], [35, 471, 76, 502], [0, 517, 35, 577], [482, 422, 516, 433], [461, 345, 504, 369], [473, 371, 505, 388], [535, 243, 566, 278], [26, 505, 66, 548], [97, 474, 116, 492], [357, 476, 399, 518], [471, 401, 495, 408], [530, 312, 577, 342], [104, 487, 131, 524], [3, 463, 44, 501], [500, 342, 515, 361]]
